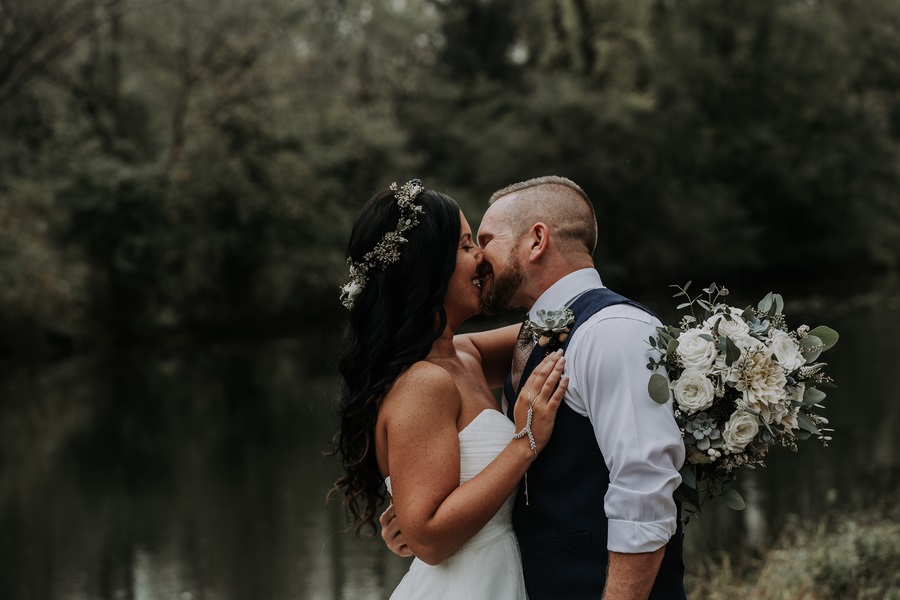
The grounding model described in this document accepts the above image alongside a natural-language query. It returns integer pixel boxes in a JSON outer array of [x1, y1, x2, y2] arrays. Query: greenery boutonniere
[[523, 308, 575, 351]]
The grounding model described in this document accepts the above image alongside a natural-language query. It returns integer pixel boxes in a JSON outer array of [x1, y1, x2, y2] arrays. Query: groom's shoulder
[[569, 301, 661, 345], [592, 298, 661, 327]]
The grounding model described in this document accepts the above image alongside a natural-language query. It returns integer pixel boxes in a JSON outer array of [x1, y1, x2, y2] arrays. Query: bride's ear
[[527, 223, 550, 262]]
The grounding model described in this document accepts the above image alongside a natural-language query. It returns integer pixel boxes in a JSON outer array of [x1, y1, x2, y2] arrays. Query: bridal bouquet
[[646, 283, 839, 519]]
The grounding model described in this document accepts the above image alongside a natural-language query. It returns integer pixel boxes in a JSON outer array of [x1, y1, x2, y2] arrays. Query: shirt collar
[[529, 268, 604, 320]]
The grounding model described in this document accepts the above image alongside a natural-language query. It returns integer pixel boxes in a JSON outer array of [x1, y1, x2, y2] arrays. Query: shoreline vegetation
[[2, 271, 896, 368], [686, 505, 900, 599], [3, 1, 900, 362]]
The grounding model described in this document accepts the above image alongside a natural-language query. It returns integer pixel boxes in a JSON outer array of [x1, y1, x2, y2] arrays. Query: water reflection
[[0, 283, 898, 599], [0, 340, 408, 599]]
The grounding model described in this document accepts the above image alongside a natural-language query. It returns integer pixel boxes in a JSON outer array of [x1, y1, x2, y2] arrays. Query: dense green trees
[[1, 0, 898, 356]]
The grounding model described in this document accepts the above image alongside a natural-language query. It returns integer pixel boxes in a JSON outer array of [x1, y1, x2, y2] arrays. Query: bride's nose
[[474, 246, 484, 264]]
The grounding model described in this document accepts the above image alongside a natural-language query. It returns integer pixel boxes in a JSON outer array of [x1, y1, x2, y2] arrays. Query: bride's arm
[[454, 324, 519, 389], [381, 355, 566, 565]]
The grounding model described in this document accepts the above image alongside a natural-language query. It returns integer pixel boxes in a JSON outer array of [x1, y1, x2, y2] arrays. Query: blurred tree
[[0, 0, 898, 357], [643, 0, 900, 282], [0, 0, 130, 107]]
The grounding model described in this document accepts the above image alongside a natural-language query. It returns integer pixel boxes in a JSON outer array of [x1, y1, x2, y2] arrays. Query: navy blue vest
[[505, 288, 686, 599]]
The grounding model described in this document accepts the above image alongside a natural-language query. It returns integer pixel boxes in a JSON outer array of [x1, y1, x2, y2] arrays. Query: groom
[[385, 176, 687, 599]]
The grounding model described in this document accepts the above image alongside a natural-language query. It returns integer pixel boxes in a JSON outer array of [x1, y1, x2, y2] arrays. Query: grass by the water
[[686, 507, 900, 599]]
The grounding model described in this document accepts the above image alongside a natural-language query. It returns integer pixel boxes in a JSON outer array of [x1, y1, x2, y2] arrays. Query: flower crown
[[340, 179, 426, 310]]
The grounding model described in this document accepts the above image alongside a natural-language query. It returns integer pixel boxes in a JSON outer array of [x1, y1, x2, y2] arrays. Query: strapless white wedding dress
[[385, 409, 527, 599]]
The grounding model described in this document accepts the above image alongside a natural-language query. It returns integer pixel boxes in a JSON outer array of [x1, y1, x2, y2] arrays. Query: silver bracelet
[[512, 397, 538, 459]]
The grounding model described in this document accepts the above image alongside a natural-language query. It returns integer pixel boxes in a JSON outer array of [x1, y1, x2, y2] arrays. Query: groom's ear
[[527, 223, 550, 262]]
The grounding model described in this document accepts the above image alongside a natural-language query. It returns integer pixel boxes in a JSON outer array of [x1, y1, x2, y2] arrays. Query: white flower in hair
[[340, 179, 426, 310]]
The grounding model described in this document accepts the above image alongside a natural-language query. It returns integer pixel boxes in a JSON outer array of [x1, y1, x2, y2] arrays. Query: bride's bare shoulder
[[382, 361, 460, 415], [376, 361, 463, 478], [390, 361, 457, 396]]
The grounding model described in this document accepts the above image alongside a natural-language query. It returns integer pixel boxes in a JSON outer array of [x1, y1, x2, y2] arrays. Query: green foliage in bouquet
[[647, 283, 839, 521]]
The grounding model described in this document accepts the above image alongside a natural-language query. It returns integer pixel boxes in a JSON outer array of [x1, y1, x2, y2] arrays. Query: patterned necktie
[[510, 319, 534, 392]]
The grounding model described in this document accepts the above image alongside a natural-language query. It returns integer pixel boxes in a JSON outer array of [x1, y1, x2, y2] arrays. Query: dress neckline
[[458, 408, 505, 436], [384, 409, 507, 488]]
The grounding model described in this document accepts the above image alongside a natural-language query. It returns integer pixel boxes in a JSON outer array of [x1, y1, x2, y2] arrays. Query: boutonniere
[[523, 308, 575, 350]]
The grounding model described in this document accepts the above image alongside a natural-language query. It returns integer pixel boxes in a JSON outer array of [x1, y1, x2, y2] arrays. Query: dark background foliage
[[1, 0, 898, 358]]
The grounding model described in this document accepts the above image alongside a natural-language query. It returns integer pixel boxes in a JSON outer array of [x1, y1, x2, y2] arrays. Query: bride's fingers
[[530, 371, 568, 453], [547, 374, 569, 409], [526, 352, 565, 407], [533, 367, 567, 422], [523, 350, 563, 398], [537, 356, 566, 402]]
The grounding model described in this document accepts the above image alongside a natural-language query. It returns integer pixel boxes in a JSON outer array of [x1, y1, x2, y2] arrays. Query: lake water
[[1, 281, 898, 599]]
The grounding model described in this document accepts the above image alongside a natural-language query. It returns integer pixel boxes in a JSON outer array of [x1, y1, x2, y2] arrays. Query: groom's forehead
[[476, 211, 504, 239], [478, 202, 511, 233]]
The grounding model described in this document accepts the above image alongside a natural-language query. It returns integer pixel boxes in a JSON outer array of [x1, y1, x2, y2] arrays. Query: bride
[[331, 180, 567, 598]]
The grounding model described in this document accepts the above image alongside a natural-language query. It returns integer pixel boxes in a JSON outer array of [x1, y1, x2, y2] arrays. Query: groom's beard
[[481, 254, 525, 315]]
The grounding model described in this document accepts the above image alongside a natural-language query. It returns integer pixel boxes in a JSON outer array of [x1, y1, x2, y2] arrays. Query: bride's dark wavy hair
[[330, 185, 461, 534]]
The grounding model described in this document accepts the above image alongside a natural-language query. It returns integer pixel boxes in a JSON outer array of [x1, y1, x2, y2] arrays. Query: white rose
[[676, 329, 718, 371], [723, 411, 760, 453], [672, 370, 716, 414], [768, 329, 806, 373], [705, 309, 754, 349]]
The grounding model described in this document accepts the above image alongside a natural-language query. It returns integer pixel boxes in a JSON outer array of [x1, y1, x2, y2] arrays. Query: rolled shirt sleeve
[[565, 304, 685, 554]]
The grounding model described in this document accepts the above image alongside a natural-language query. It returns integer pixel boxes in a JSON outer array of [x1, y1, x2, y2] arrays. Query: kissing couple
[[332, 176, 688, 599]]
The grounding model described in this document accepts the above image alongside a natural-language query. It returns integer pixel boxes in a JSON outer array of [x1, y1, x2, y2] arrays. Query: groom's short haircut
[[489, 176, 598, 255]]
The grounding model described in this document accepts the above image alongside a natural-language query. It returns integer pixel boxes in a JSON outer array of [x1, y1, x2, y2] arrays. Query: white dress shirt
[[528, 268, 685, 553]]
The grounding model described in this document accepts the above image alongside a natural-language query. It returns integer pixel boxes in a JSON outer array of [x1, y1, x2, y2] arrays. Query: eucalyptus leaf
[[758, 292, 774, 313], [724, 336, 742, 366], [773, 293, 784, 315], [797, 411, 820, 434], [680, 465, 697, 489], [666, 338, 679, 356], [799, 335, 823, 350], [803, 349, 823, 363], [677, 302, 691, 309], [803, 386, 827, 406], [648, 373, 671, 404], [720, 487, 746, 511], [674, 484, 700, 513], [808, 326, 839, 350], [800, 335, 824, 363], [649, 335, 657, 348]]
